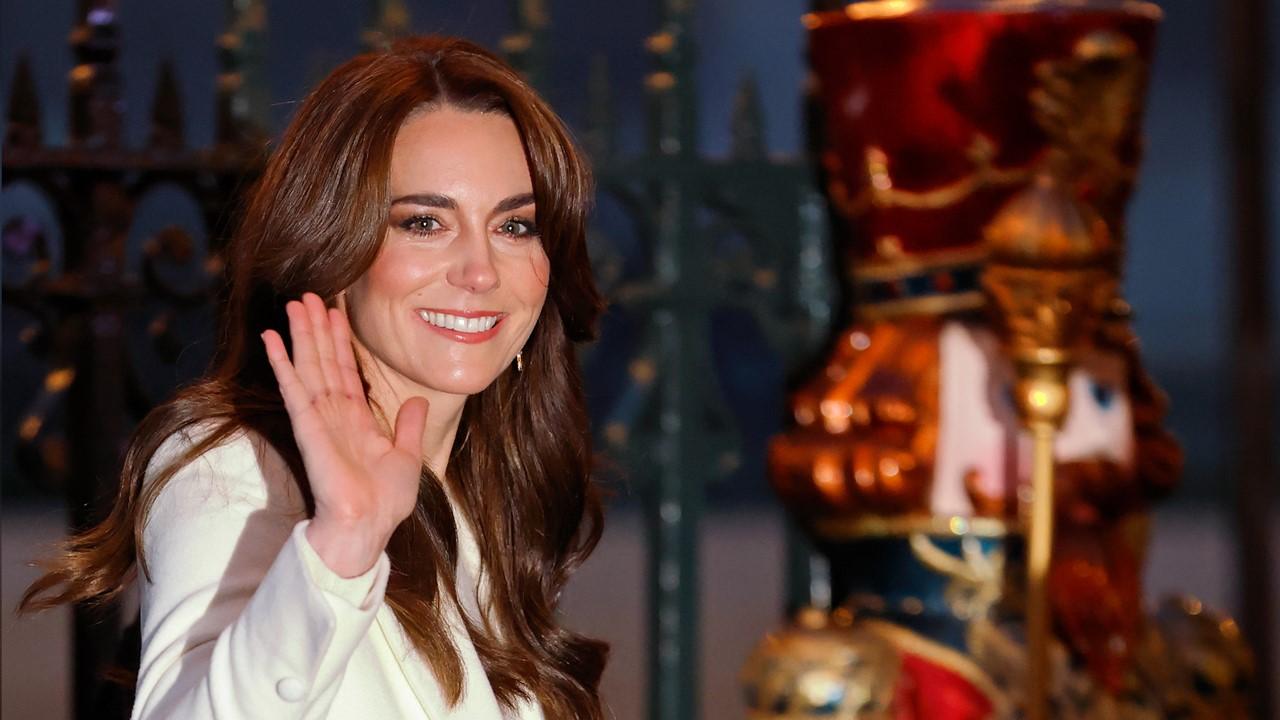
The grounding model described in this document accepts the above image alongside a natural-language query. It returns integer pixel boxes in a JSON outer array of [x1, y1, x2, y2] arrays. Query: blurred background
[[1, 0, 1276, 718]]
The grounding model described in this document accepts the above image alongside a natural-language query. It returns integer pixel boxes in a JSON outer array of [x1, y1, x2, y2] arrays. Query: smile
[[415, 309, 505, 343], [417, 310, 500, 333]]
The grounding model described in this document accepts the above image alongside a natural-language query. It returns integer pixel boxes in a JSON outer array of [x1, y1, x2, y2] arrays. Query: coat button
[[276, 677, 306, 702]]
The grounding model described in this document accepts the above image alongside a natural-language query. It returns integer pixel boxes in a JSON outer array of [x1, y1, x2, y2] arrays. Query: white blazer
[[132, 425, 544, 719]]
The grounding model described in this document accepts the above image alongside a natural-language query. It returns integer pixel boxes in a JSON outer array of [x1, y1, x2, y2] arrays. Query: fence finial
[[217, 0, 270, 146], [730, 73, 765, 161], [149, 61, 184, 150], [5, 54, 41, 148], [68, 0, 122, 148], [362, 0, 412, 52]]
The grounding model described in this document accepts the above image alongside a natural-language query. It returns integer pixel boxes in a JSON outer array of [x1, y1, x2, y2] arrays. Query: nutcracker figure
[[742, 2, 1253, 717]]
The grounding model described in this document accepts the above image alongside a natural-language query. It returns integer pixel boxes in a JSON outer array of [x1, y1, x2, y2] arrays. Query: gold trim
[[859, 618, 1010, 707], [803, 0, 1162, 29], [852, 247, 988, 282], [853, 291, 986, 321], [830, 140, 1033, 219], [865, 144, 1031, 212], [811, 514, 1019, 539]]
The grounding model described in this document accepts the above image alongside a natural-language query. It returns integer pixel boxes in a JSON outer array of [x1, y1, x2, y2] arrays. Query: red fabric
[[893, 651, 995, 720]]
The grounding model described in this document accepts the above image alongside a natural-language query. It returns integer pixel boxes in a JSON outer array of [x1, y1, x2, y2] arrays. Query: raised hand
[[261, 293, 427, 577]]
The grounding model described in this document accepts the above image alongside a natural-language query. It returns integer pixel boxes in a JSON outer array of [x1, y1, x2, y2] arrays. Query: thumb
[[392, 396, 429, 457]]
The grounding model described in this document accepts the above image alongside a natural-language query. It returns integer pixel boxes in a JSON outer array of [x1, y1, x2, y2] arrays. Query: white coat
[[131, 425, 544, 719]]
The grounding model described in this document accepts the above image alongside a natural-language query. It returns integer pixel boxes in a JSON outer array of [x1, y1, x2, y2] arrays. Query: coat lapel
[[373, 601, 504, 719]]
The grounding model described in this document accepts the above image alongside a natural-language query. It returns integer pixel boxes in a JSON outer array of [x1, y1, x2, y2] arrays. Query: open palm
[[262, 293, 427, 573]]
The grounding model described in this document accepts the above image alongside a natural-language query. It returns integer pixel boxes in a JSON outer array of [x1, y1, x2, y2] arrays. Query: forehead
[[388, 107, 532, 198]]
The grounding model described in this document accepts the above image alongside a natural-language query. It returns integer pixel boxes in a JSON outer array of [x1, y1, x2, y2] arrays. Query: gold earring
[[516, 350, 524, 372]]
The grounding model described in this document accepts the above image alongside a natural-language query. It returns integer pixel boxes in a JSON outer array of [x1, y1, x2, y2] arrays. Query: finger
[[391, 396, 429, 459], [261, 329, 312, 417], [329, 307, 364, 398], [286, 299, 325, 394], [302, 292, 342, 394]]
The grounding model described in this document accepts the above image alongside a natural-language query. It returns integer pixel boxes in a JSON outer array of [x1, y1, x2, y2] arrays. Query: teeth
[[418, 310, 499, 333]]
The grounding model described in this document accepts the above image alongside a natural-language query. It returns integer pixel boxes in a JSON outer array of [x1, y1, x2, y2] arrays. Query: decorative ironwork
[[2, 2, 267, 716], [505, 2, 832, 718], [216, 0, 270, 147]]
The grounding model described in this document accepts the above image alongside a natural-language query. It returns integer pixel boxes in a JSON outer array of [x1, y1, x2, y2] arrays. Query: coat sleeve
[[131, 427, 391, 720]]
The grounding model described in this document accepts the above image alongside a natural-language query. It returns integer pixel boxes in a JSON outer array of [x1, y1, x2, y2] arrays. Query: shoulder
[[144, 420, 307, 526]]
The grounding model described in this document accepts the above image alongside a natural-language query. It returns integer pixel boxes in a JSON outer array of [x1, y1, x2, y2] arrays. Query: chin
[[420, 366, 506, 397]]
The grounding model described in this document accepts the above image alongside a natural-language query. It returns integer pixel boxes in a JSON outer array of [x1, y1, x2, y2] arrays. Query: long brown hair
[[20, 36, 608, 718]]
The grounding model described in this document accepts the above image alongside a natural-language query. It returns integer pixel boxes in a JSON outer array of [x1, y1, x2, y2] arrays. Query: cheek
[[357, 246, 436, 304], [527, 247, 550, 289]]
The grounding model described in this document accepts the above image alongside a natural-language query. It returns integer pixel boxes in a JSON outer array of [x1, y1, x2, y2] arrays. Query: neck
[[356, 347, 466, 479]]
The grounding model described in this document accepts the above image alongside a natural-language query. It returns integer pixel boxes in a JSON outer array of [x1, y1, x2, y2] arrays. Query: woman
[[20, 36, 608, 719]]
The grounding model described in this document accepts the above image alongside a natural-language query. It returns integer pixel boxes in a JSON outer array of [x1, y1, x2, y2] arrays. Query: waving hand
[[261, 293, 427, 577]]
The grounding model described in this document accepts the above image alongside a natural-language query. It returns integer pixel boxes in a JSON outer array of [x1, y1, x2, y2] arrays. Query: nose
[[445, 224, 500, 293]]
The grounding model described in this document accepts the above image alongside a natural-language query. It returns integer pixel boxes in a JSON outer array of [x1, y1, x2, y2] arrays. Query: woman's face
[[346, 106, 550, 401]]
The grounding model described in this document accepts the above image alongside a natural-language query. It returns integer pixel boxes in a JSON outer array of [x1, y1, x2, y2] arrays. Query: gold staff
[[983, 173, 1118, 720]]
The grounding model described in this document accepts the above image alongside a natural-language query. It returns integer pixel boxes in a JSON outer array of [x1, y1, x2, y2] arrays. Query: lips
[[415, 308, 505, 343]]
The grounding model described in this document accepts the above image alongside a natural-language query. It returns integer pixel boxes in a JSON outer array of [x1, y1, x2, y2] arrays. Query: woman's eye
[[498, 217, 539, 238], [399, 215, 442, 235]]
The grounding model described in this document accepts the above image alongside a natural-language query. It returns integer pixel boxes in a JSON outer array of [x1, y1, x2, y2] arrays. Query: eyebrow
[[390, 192, 536, 214]]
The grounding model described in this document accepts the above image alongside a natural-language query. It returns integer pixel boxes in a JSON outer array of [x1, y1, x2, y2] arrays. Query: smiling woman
[[349, 108, 551, 403], [19, 37, 607, 720]]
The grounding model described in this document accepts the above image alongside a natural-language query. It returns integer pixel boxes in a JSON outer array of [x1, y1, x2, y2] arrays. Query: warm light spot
[[879, 457, 900, 478], [821, 399, 853, 434], [70, 65, 95, 83], [813, 453, 846, 502], [604, 422, 628, 446], [645, 32, 675, 54], [845, 0, 925, 20], [795, 405, 816, 426], [19, 416, 42, 441], [866, 148, 892, 191], [797, 670, 842, 706], [876, 235, 904, 259], [645, 72, 676, 92], [45, 368, 75, 392], [820, 399, 852, 419], [500, 33, 532, 53], [949, 517, 969, 535], [629, 358, 656, 384], [1028, 388, 1050, 408]]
